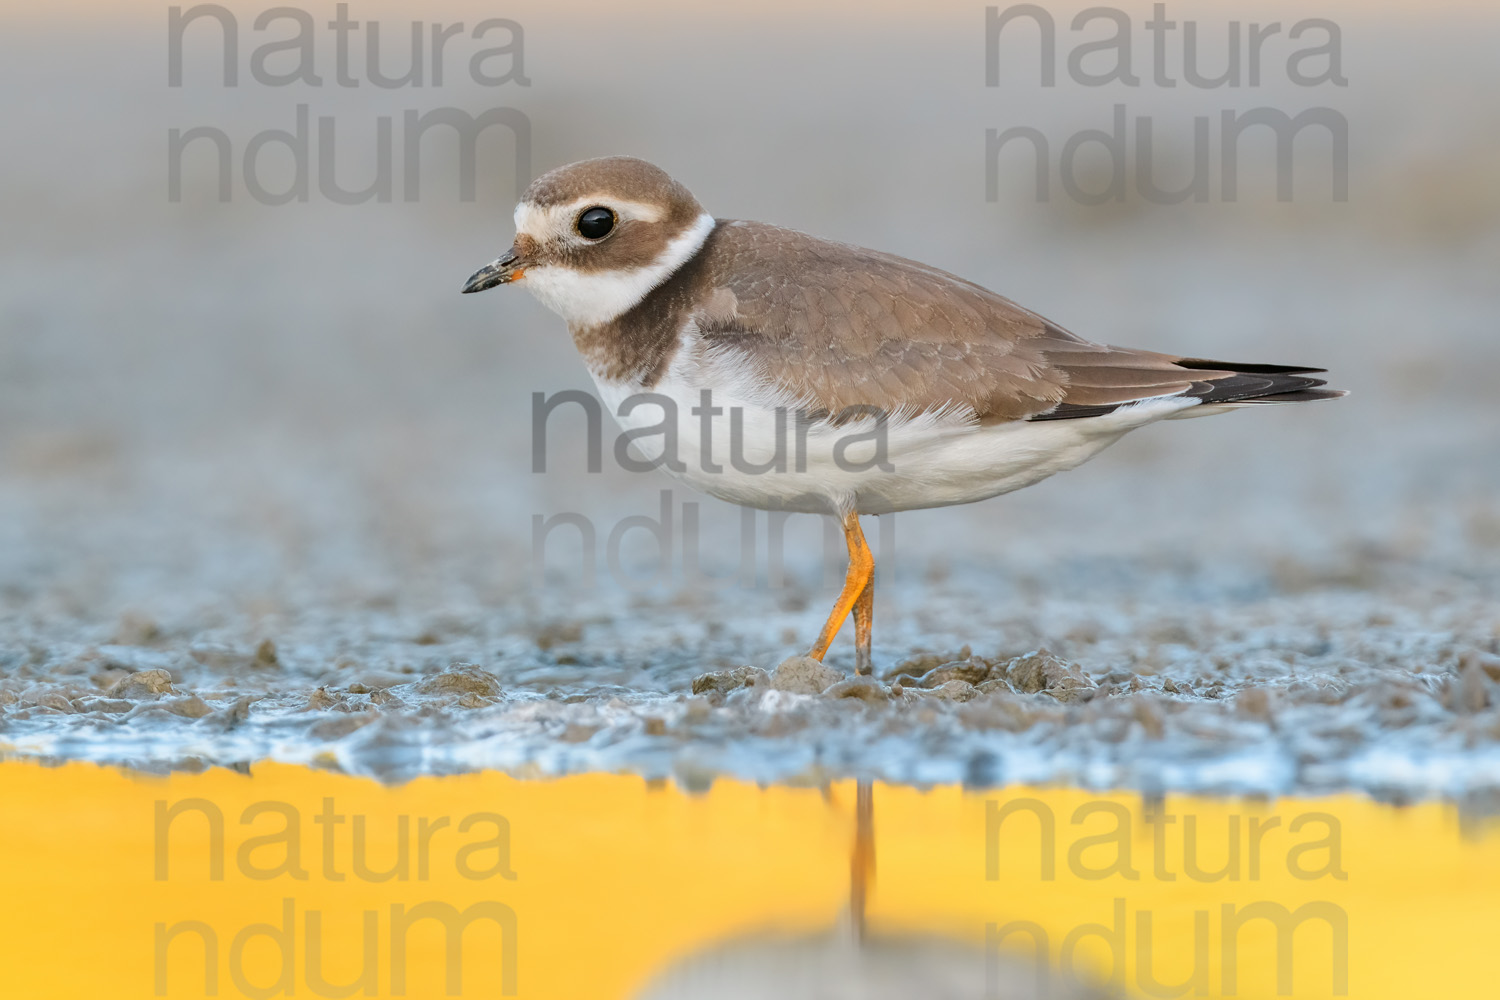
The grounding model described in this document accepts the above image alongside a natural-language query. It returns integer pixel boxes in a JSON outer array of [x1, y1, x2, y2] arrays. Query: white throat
[[521, 212, 716, 328]]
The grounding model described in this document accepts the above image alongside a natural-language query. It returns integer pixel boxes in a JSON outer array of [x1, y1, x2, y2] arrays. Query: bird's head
[[462, 156, 715, 328]]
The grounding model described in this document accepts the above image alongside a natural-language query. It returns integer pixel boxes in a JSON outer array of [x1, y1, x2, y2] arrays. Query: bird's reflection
[[634, 781, 1108, 1000], [850, 779, 875, 942]]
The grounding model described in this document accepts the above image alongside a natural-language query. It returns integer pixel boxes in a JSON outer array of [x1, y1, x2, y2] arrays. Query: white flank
[[592, 339, 1210, 516]]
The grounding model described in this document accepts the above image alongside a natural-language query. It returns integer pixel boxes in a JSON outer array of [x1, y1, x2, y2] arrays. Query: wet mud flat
[[4, 543, 1499, 806]]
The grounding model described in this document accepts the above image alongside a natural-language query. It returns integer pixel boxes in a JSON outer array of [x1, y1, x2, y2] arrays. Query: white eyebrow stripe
[[514, 197, 665, 239]]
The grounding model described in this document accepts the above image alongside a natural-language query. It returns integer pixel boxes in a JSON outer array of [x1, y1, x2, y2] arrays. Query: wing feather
[[674, 221, 1342, 423]]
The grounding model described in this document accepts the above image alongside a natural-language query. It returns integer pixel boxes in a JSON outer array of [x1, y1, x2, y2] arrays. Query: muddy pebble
[[824, 675, 890, 702], [691, 665, 770, 695], [1002, 649, 1096, 702], [415, 663, 502, 697], [34, 691, 75, 713], [916, 660, 991, 689], [124, 702, 185, 722], [882, 654, 946, 683], [350, 671, 411, 692], [304, 687, 341, 711], [105, 669, 174, 699], [924, 680, 980, 702], [771, 656, 842, 695], [163, 695, 213, 719]]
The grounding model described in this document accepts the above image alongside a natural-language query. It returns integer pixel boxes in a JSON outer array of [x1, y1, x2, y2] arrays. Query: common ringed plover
[[463, 156, 1345, 675]]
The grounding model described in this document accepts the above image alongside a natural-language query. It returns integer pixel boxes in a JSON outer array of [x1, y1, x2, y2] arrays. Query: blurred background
[[1, 0, 1497, 791]]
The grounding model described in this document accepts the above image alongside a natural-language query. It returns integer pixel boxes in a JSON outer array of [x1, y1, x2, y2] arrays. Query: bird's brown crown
[[521, 156, 703, 225]]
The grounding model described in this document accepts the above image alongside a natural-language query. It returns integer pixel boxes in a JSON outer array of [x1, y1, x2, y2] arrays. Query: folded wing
[[688, 221, 1344, 422]]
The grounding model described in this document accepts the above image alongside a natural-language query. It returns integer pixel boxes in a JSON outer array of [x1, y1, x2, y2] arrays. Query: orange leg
[[807, 511, 874, 663], [853, 572, 874, 676]]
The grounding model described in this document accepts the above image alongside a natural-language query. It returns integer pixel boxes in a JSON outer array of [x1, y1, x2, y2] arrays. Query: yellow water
[[1, 759, 1494, 998]]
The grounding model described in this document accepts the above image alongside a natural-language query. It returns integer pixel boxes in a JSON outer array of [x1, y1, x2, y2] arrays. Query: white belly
[[589, 367, 1201, 515]]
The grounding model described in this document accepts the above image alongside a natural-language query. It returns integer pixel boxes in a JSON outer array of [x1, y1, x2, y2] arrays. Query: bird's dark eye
[[576, 207, 615, 240]]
